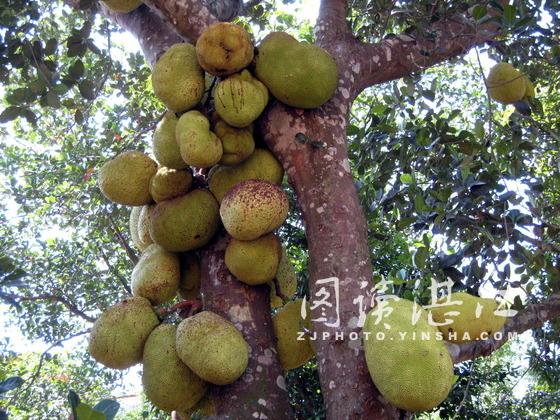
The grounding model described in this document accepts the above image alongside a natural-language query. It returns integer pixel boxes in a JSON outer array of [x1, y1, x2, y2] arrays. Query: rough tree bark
[[91, 0, 560, 419]]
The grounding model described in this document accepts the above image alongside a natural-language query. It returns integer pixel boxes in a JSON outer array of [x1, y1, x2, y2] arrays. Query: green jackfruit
[[220, 179, 288, 240], [363, 298, 454, 412], [176, 311, 249, 385], [428, 292, 507, 343], [131, 244, 180, 305], [254, 32, 338, 109], [225, 233, 281, 285], [176, 111, 223, 168], [178, 253, 201, 300], [101, 0, 141, 13], [149, 167, 192, 203], [142, 324, 207, 412], [150, 189, 219, 252], [196, 22, 254, 77], [129, 206, 142, 250], [176, 392, 215, 419], [273, 299, 314, 370], [152, 43, 204, 112], [214, 70, 268, 128], [88, 296, 159, 369], [214, 120, 255, 165], [98, 151, 157, 206], [275, 246, 298, 298], [152, 111, 187, 169], [136, 204, 154, 250], [209, 149, 284, 203], [487, 62, 526, 104]]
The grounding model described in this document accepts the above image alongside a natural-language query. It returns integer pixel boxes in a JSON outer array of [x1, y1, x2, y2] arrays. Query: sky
[[1, 0, 552, 414]]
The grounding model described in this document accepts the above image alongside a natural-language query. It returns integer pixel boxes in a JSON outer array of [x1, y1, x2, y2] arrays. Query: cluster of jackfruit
[[362, 293, 507, 412], [91, 21, 333, 414]]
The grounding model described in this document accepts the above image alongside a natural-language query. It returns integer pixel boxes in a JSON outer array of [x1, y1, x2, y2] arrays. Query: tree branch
[[352, 7, 503, 94], [316, 0, 351, 46], [1, 293, 95, 323], [447, 294, 560, 364], [143, 0, 218, 42]]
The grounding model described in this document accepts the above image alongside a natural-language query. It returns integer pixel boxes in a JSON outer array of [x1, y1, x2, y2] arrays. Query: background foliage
[[1, 0, 559, 418]]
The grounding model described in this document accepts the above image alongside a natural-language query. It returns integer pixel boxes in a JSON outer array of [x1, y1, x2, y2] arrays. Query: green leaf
[[75, 402, 105, 420], [46, 91, 61, 108], [69, 59, 85, 79], [413, 246, 429, 270], [472, 5, 487, 20], [45, 38, 58, 55], [0, 376, 24, 395], [502, 4, 516, 27], [474, 120, 485, 139], [92, 400, 119, 420], [0, 106, 23, 123], [78, 80, 96, 100], [400, 173, 414, 184]]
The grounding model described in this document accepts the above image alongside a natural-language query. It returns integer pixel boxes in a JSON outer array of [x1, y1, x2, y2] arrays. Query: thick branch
[[316, 0, 351, 45], [448, 294, 560, 364], [103, 5, 183, 66], [198, 235, 293, 418], [143, 0, 218, 42], [353, 8, 503, 93], [2, 293, 95, 323]]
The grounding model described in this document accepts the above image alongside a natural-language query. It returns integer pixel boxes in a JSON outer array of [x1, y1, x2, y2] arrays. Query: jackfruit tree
[[1, 0, 560, 419]]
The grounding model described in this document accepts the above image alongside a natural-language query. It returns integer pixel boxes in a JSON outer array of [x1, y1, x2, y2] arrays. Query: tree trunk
[[260, 101, 400, 419], [199, 235, 293, 419]]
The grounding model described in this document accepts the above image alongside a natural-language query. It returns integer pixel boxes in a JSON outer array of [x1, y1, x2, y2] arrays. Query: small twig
[[95, 243, 132, 293], [156, 299, 202, 319], [1, 292, 95, 323], [107, 213, 138, 265]]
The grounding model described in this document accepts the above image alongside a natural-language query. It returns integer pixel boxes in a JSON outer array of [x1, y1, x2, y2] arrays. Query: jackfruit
[[196, 22, 254, 77], [428, 292, 507, 343], [269, 282, 284, 309], [176, 392, 215, 419], [142, 324, 207, 412], [273, 299, 314, 370], [101, 0, 141, 13], [129, 206, 142, 250], [524, 77, 535, 99], [136, 204, 154, 250], [176, 311, 249, 385], [214, 120, 255, 165], [150, 189, 220, 252], [88, 296, 159, 369], [275, 246, 298, 298], [178, 253, 201, 300], [225, 233, 281, 285], [208, 148, 284, 202], [151, 43, 204, 112], [176, 111, 222, 168], [98, 151, 157, 206], [214, 70, 268, 128], [131, 244, 180, 305], [254, 32, 338, 109], [220, 179, 288, 240], [487, 62, 526, 104], [149, 167, 192, 202], [152, 111, 187, 170], [363, 298, 454, 412]]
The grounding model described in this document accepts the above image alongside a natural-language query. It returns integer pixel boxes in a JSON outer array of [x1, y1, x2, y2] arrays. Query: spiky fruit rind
[[149, 167, 193, 203], [363, 298, 454, 412], [429, 292, 507, 343], [524, 77, 535, 99], [176, 311, 249, 385], [178, 253, 201, 300], [98, 151, 157, 206], [88, 296, 159, 369], [254, 32, 338, 109], [272, 299, 314, 370], [209, 149, 284, 202], [176, 393, 215, 419], [136, 204, 154, 250], [142, 324, 207, 412], [101, 0, 141, 13], [215, 120, 255, 165], [225, 233, 281, 285], [196, 22, 254, 77], [151, 43, 204, 112], [176, 111, 223, 168], [487, 62, 526, 104], [214, 70, 268, 128], [131, 244, 180, 305], [220, 179, 288, 240], [275, 246, 298, 298], [153, 111, 187, 169], [129, 206, 142, 250], [149, 189, 220, 252]]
